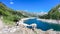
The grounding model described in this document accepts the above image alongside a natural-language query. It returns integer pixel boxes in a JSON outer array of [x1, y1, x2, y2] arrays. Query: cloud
[[10, 2, 14, 4]]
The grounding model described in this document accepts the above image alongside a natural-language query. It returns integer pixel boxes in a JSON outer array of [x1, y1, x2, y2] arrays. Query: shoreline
[[19, 18, 60, 26], [37, 18, 60, 24], [18, 17, 36, 26], [2, 18, 59, 34]]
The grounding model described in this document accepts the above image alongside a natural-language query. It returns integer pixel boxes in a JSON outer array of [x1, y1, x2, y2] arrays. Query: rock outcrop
[[0, 23, 60, 34], [0, 16, 4, 30]]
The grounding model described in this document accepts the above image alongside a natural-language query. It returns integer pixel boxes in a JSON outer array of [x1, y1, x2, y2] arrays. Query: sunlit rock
[[45, 29, 56, 34], [0, 16, 4, 30]]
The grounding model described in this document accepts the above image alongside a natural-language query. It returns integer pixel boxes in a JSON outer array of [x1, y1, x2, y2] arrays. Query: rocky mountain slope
[[0, 2, 29, 25], [39, 4, 60, 19]]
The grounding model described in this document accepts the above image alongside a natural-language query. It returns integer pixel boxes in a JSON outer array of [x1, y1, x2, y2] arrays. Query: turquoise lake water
[[24, 18, 60, 31]]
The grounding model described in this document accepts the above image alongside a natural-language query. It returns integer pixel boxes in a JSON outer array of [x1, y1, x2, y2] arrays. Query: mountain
[[0, 2, 28, 25], [48, 4, 60, 19], [39, 4, 60, 19], [17, 10, 37, 17]]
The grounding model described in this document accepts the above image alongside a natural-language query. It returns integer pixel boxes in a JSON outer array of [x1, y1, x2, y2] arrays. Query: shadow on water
[[24, 18, 60, 31]]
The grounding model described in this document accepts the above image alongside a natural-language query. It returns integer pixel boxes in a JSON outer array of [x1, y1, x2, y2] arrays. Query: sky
[[0, 0, 60, 12]]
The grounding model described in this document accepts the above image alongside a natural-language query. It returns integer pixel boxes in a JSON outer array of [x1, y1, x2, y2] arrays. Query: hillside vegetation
[[39, 4, 60, 20], [0, 2, 28, 25]]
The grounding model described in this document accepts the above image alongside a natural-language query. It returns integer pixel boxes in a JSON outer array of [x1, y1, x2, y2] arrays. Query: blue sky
[[0, 0, 60, 12]]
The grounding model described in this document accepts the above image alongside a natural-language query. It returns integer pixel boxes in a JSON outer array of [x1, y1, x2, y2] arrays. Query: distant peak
[[0, 2, 4, 4], [0, 2, 2, 3], [0, 2, 6, 5], [0, 2, 7, 8]]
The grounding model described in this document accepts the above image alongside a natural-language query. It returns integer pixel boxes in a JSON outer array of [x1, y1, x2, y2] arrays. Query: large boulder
[[0, 16, 4, 30]]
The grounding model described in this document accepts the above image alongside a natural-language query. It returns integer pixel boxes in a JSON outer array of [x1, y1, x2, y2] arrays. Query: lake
[[24, 18, 60, 31]]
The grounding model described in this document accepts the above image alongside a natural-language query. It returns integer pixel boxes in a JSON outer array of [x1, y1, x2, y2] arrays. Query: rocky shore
[[37, 19, 60, 24], [19, 17, 60, 24], [0, 24, 60, 34], [0, 17, 60, 34]]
